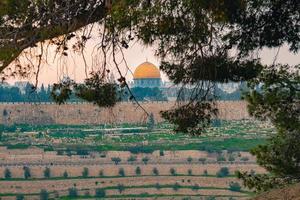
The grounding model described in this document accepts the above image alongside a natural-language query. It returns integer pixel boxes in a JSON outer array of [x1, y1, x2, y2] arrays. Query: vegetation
[[217, 167, 230, 178], [23, 167, 31, 179], [111, 157, 121, 165], [170, 168, 177, 176], [118, 168, 125, 177], [43, 167, 51, 178], [82, 168, 89, 178], [135, 167, 141, 176], [40, 189, 49, 200], [68, 188, 78, 198], [4, 168, 11, 179], [95, 188, 106, 198], [152, 168, 159, 176], [142, 157, 150, 165], [229, 182, 242, 192]]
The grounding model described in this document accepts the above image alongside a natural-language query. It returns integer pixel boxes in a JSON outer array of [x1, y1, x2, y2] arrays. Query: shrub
[[119, 168, 125, 177], [170, 168, 176, 176], [229, 182, 241, 192], [43, 167, 51, 178], [192, 184, 200, 191], [82, 167, 89, 178], [198, 158, 206, 164], [4, 168, 11, 179], [187, 157, 193, 163], [40, 189, 49, 200], [68, 188, 78, 197], [173, 182, 180, 191], [188, 169, 192, 176], [99, 170, 104, 177], [23, 166, 31, 179], [159, 150, 164, 156], [111, 157, 121, 165], [63, 171, 68, 178], [95, 188, 106, 197], [217, 155, 226, 162], [152, 167, 159, 176], [216, 167, 229, 177], [127, 155, 137, 163], [241, 157, 249, 162], [228, 155, 235, 162], [155, 183, 161, 190], [203, 169, 208, 176], [142, 157, 150, 165], [135, 166, 141, 175], [16, 194, 24, 200], [117, 184, 125, 193]]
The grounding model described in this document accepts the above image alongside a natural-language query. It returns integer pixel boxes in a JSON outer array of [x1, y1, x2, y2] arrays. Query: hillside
[[253, 183, 300, 200]]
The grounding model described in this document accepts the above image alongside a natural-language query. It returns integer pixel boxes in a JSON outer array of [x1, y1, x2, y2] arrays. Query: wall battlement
[[0, 101, 250, 125]]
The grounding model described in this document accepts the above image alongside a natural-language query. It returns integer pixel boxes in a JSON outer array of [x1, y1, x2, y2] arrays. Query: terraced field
[[0, 120, 274, 199]]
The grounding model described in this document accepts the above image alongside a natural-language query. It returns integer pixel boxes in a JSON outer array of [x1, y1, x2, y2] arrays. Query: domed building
[[133, 62, 162, 88]]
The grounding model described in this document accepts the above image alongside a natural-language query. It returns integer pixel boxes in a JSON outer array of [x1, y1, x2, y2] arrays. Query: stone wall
[[0, 101, 250, 125]]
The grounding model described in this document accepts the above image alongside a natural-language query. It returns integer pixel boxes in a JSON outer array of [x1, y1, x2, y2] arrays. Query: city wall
[[0, 101, 250, 125]]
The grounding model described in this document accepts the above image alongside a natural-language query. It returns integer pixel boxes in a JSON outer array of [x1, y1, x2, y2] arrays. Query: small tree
[[192, 184, 200, 191], [142, 157, 150, 165], [16, 194, 24, 200], [147, 113, 155, 130], [68, 188, 78, 198], [203, 169, 208, 176], [172, 182, 180, 191], [217, 155, 226, 162], [111, 157, 121, 165], [95, 188, 106, 198], [159, 150, 164, 156], [198, 158, 206, 164], [99, 170, 104, 177], [152, 167, 159, 176], [117, 184, 125, 193], [82, 167, 89, 178], [229, 182, 241, 192], [4, 168, 11, 179], [155, 183, 161, 190], [127, 155, 137, 164], [228, 155, 235, 163], [43, 167, 51, 178], [40, 189, 49, 200], [118, 168, 125, 177], [187, 157, 193, 164], [217, 167, 229, 177], [188, 169, 192, 176], [170, 168, 176, 176], [23, 166, 31, 179], [135, 166, 141, 175], [63, 171, 68, 178], [240, 157, 249, 162]]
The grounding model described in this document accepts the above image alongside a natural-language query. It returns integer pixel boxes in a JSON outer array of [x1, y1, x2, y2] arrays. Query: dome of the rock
[[133, 62, 162, 88]]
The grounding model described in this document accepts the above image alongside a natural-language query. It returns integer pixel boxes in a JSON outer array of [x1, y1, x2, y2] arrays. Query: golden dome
[[133, 62, 161, 79]]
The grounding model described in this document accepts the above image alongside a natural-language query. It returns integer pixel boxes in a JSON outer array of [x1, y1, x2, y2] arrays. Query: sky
[[4, 35, 299, 86]]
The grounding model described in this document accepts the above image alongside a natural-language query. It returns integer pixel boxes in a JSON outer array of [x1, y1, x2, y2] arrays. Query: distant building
[[133, 62, 162, 88]]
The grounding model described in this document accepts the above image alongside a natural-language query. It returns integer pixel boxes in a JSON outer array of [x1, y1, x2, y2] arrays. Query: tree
[[127, 155, 137, 164], [170, 168, 176, 176], [40, 189, 49, 200], [187, 157, 193, 164], [16, 194, 24, 200], [217, 167, 229, 178], [68, 188, 78, 198], [4, 168, 11, 179], [23, 166, 31, 179], [95, 188, 106, 198], [172, 182, 180, 191], [118, 168, 125, 177], [43, 167, 51, 178], [229, 182, 241, 192], [142, 157, 150, 165], [188, 169, 192, 176], [111, 157, 121, 165], [63, 171, 68, 178], [135, 166, 141, 176], [198, 158, 206, 164], [147, 113, 155, 130], [152, 167, 159, 176], [117, 184, 125, 193], [82, 167, 89, 178], [237, 66, 300, 192]]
